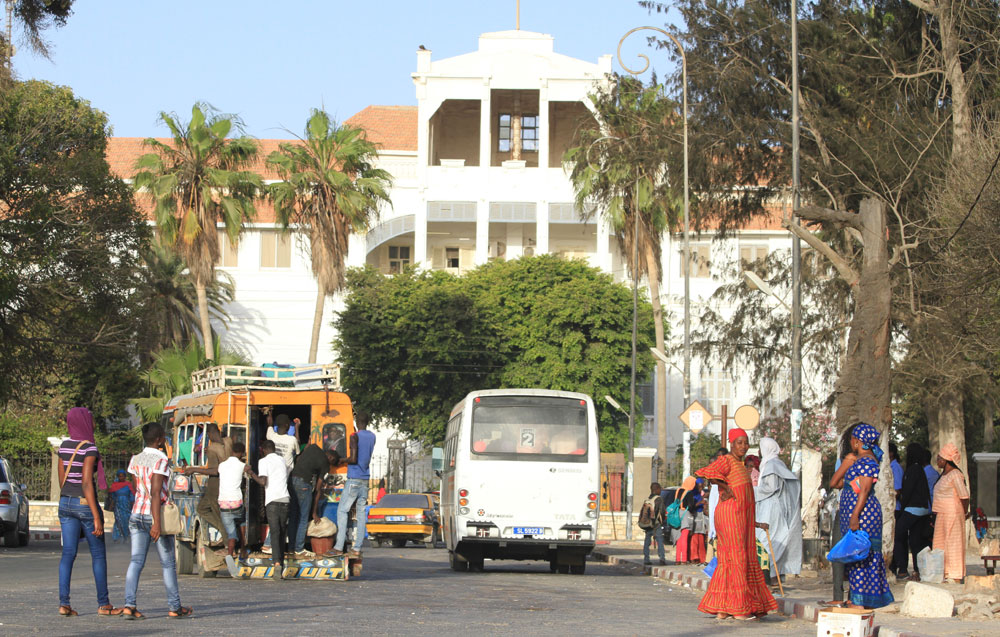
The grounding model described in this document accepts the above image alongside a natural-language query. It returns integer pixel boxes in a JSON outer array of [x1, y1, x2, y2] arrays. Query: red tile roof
[[344, 105, 418, 151]]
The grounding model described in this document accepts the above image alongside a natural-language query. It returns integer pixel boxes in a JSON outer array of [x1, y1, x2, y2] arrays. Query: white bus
[[438, 389, 600, 574]]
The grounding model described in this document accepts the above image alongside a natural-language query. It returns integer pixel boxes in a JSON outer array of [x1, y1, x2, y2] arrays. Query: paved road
[[0, 540, 813, 635]]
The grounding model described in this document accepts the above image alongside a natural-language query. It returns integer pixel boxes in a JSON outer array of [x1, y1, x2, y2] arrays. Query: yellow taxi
[[367, 493, 439, 548]]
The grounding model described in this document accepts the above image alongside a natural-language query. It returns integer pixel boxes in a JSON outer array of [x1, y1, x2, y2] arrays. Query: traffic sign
[[733, 404, 760, 430], [679, 400, 712, 433]]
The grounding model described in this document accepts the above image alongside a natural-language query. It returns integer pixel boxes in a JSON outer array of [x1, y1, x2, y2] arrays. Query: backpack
[[637, 496, 658, 531], [666, 500, 682, 529]]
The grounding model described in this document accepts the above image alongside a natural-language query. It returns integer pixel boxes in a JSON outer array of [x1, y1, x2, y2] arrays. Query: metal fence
[[368, 454, 438, 495], [6, 451, 133, 501]]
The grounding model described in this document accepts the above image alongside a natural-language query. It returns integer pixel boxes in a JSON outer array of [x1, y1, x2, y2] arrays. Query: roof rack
[[190, 364, 341, 393]]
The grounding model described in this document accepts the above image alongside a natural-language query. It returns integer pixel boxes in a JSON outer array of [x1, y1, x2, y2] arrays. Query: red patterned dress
[[696, 454, 778, 616]]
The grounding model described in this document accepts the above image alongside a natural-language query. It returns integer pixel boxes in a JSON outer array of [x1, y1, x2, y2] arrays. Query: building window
[[260, 230, 291, 268], [521, 115, 538, 151], [681, 245, 711, 278], [446, 247, 460, 269], [698, 367, 733, 418], [497, 114, 539, 153], [388, 245, 410, 274], [218, 231, 238, 267], [740, 244, 769, 266]]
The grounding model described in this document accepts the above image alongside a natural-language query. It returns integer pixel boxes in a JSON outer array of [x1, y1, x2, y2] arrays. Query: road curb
[[592, 549, 929, 637], [29, 527, 60, 541]]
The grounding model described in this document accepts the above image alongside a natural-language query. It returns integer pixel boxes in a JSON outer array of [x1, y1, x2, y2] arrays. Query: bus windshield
[[470, 395, 588, 462]]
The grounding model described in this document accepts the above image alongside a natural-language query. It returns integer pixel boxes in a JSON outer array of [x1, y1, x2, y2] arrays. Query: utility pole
[[790, 0, 803, 479]]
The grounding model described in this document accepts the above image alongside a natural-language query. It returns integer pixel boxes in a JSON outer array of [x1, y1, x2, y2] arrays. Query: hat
[[728, 428, 748, 444], [939, 443, 961, 465]]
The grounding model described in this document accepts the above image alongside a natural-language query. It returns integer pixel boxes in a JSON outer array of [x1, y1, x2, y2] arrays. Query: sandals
[[58, 606, 78, 617], [98, 605, 123, 616], [121, 607, 146, 620], [168, 607, 194, 618]]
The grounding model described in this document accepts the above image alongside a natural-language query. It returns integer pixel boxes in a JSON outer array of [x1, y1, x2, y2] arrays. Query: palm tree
[[267, 109, 392, 363], [565, 75, 683, 477], [134, 236, 236, 362], [133, 103, 261, 362]]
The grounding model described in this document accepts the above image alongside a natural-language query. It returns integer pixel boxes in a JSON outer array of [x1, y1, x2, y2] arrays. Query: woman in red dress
[[696, 428, 777, 620]]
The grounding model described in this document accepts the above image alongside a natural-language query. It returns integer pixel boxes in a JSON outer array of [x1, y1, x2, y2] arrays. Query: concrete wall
[[29, 501, 118, 530]]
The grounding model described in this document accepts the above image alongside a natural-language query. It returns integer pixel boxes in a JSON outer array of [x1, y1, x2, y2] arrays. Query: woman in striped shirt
[[56, 407, 121, 617]]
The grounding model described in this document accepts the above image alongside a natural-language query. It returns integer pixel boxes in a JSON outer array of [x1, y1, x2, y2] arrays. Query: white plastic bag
[[307, 518, 337, 538], [917, 546, 944, 583]]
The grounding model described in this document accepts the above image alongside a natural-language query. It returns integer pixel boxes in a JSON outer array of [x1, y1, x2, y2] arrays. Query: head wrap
[[678, 475, 696, 502], [851, 422, 883, 462], [727, 428, 748, 444], [939, 443, 961, 465], [757, 437, 781, 475], [66, 407, 107, 490], [744, 454, 760, 469]]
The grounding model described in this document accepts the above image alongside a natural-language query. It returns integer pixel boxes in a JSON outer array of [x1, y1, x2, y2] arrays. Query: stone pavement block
[[899, 581, 955, 618], [964, 574, 1000, 595]]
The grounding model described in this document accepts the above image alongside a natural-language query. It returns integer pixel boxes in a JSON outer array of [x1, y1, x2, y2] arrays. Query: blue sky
[[12, 0, 680, 138]]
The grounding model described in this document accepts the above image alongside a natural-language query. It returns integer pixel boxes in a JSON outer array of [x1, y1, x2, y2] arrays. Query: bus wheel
[[196, 530, 217, 578], [570, 563, 586, 575], [449, 552, 469, 572], [176, 539, 195, 575], [557, 564, 570, 574]]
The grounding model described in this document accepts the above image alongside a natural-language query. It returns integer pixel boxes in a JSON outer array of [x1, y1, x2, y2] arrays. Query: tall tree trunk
[[926, 395, 940, 454], [308, 288, 326, 364], [196, 282, 214, 362], [985, 396, 996, 447], [935, 388, 967, 476], [936, 2, 973, 159], [644, 243, 667, 481]]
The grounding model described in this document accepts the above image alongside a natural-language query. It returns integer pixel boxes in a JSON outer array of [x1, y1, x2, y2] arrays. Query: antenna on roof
[[516, 0, 520, 30]]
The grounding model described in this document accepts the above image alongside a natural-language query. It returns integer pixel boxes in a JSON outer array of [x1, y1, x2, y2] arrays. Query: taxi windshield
[[470, 395, 588, 462]]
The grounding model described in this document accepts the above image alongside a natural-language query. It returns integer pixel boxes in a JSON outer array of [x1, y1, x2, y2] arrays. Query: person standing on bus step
[[641, 483, 667, 566], [183, 423, 229, 548], [121, 423, 191, 619], [245, 440, 291, 579], [289, 442, 339, 558], [327, 412, 376, 558], [217, 442, 247, 560], [268, 414, 298, 471], [57, 407, 121, 617]]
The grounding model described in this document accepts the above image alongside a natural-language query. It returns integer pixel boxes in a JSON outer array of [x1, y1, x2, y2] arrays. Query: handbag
[[827, 529, 871, 564], [160, 499, 183, 536]]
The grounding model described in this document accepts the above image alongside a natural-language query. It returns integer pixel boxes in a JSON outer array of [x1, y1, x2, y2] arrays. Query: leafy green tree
[[686, 432, 723, 475], [565, 75, 679, 468], [134, 236, 236, 363], [133, 340, 251, 422], [267, 109, 392, 363], [133, 104, 261, 362], [335, 256, 655, 450], [0, 80, 147, 417]]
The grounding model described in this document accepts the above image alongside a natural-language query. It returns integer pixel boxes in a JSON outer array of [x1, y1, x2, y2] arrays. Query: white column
[[475, 198, 490, 265], [535, 201, 549, 254], [346, 232, 367, 268], [415, 192, 428, 268], [506, 223, 523, 259], [538, 82, 549, 169], [479, 83, 491, 169]]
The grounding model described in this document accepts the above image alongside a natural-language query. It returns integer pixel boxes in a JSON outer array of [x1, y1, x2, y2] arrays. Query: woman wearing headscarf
[[695, 428, 776, 620], [893, 443, 932, 579], [754, 437, 802, 578], [109, 469, 135, 542], [837, 423, 893, 609], [932, 443, 970, 583], [56, 407, 120, 617]]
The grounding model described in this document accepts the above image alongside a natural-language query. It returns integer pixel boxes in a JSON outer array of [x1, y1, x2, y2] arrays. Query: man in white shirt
[[217, 442, 246, 559], [245, 440, 290, 579], [266, 414, 298, 471]]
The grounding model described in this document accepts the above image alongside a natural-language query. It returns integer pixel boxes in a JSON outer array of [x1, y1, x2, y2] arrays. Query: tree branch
[[784, 218, 860, 286], [798, 205, 862, 229]]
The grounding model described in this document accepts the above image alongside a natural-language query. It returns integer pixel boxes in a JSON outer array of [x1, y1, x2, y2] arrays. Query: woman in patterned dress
[[932, 443, 970, 583], [839, 423, 894, 609], [695, 428, 777, 620]]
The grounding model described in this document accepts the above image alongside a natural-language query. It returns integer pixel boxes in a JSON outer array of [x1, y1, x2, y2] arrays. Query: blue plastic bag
[[826, 529, 871, 563], [702, 556, 717, 578]]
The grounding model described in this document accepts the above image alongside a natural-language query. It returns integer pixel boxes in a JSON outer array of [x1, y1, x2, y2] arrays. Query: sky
[[10, 0, 680, 139]]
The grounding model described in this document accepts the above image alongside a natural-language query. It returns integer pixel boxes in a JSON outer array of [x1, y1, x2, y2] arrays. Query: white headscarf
[[758, 436, 781, 477]]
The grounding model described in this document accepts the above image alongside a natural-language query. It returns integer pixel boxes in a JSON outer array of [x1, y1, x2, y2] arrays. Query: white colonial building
[[109, 29, 813, 462]]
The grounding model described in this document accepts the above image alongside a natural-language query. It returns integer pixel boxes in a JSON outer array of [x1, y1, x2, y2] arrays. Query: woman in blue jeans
[[56, 407, 121, 617]]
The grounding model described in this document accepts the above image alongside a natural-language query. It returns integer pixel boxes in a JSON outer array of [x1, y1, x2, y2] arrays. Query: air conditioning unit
[[488, 241, 507, 259]]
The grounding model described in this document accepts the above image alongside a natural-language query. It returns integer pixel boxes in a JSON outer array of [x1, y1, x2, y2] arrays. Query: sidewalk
[[592, 541, 997, 637]]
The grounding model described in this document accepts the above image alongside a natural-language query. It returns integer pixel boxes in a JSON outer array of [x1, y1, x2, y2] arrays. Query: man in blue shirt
[[327, 412, 376, 558]]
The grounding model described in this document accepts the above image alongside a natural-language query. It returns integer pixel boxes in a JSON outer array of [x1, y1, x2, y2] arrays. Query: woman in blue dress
[[838, 423, 894, 608]]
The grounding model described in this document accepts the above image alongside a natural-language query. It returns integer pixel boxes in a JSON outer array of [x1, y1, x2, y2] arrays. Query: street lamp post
[[617, 24, 690, 485], [605, 395, 633, 540], [790, 0, 804, 478]]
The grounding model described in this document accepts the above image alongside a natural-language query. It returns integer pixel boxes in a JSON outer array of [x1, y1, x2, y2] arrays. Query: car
[[0, 456, 30, 547], [367, 493, 439, 548]]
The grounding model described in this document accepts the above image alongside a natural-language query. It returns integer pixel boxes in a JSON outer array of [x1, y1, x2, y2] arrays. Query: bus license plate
[[513, 527, 543, 535], [387, 516, 405, 522]]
